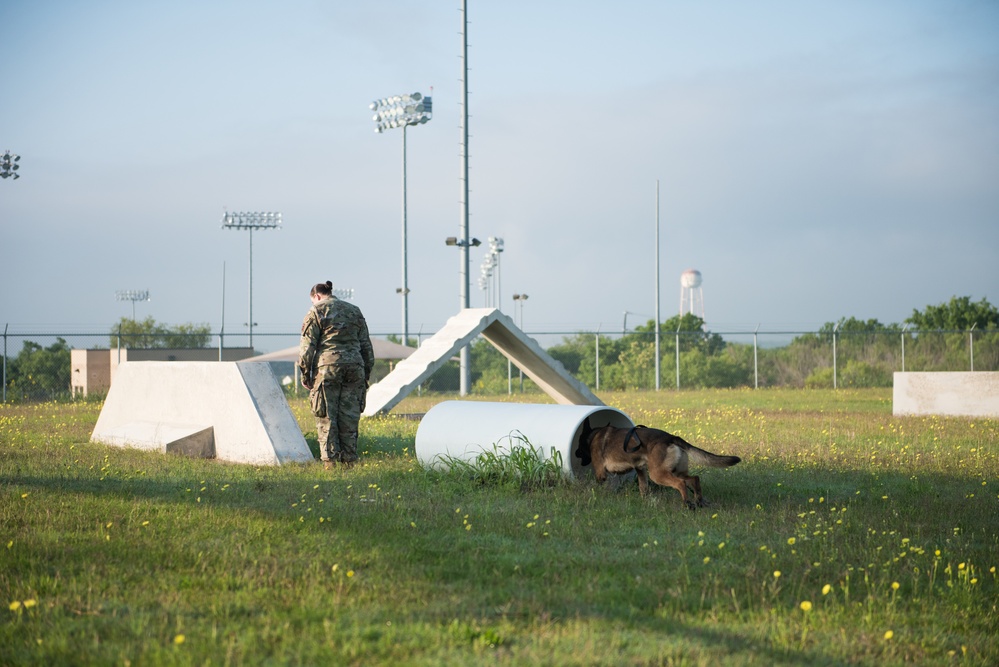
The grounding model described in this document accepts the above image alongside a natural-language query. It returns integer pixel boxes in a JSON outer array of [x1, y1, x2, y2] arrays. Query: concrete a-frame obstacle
[[362, 308, 603, 416], [91, 361, 314, 466]]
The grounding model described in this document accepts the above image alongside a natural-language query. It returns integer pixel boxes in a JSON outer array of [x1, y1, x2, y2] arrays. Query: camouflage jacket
[[298, 297, 374, 381]]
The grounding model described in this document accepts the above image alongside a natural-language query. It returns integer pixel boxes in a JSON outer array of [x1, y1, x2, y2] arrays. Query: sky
[[2, 0, 997, 351]]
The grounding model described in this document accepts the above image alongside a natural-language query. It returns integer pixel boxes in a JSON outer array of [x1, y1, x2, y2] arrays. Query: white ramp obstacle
[[91, 362, 314, 465], [363, 308, 602, 416]]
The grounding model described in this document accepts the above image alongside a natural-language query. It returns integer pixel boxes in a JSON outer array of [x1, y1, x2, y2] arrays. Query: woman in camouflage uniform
[[298, 281, 374, 469]]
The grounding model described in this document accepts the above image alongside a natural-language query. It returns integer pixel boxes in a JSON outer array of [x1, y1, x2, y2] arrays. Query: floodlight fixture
[[369, 91, 432, 134], [1, 150, 20, 180], [512, 293, 529, 327], [221, 210, 282, 349], [445, 236, 480, 247], [477, 239, 504, 308], [221, 211, 282, 230], [116, 289, 150, 319], [371, 90, 432, 348]]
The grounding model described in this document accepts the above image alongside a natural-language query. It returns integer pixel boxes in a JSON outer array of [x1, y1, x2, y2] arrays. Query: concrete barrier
[[893, 372, 999, 418], [415, 401, 634, 478], [91, 362, 314, 465]]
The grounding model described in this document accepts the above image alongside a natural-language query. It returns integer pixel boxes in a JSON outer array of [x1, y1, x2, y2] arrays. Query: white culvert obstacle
[[415, 401, 634, 478]]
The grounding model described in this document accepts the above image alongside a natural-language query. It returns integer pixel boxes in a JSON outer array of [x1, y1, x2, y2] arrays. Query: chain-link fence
[[2, 325, 997, 403], [534, 328, 997, 392]]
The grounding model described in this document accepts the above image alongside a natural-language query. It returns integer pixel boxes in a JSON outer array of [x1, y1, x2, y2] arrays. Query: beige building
[[70, 348, 254, 397]]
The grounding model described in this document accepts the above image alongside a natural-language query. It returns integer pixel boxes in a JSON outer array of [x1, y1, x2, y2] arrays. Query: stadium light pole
[[221, 211, 282, 350], [489, 237, 503, 308], [459, 0, 472, 395], [1, 150, 21, 180], [477, 237, 504, 307], [512, 294, 529, 391], [655, 180, 661, 391], [370, 91, 432, 347], [512, 293, 529, 328], [116, 290, 150, 320]]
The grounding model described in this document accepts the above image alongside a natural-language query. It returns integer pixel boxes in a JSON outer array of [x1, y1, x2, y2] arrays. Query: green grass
[[2, 389, 997, 665]]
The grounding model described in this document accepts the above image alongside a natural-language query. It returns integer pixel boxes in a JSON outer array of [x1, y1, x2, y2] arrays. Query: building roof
[[241, 338, 416, 363]]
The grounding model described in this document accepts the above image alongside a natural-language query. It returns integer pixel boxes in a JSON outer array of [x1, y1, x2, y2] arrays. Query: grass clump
[[430, 433, 568, 491]]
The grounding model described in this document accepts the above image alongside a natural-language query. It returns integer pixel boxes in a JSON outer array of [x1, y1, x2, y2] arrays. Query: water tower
[[679, 269, 704, 318]]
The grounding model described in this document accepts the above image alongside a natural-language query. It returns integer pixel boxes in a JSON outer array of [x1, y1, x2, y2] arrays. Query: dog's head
[[575, 418, 594, 467]]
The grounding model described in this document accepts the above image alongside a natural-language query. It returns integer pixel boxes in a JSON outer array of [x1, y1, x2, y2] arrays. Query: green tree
[[109, 317, 211, 348], [679, 347, 753, 388], [6, 338, 72, 400], [469, 338, 539, 394], [904, 297, 999, 371], [635, 313, 725, 355], [906, 296, 999, 331]]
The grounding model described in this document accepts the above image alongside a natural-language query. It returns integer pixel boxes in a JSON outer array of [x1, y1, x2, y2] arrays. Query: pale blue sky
[[2, 1, 997, 348]]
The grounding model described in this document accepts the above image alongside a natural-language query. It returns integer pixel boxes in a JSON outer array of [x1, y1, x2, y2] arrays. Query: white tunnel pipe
[[414, 401, 634, 479]]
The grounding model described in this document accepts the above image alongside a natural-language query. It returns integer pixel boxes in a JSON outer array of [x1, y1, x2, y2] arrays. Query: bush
[[805, 367, 834, 389]]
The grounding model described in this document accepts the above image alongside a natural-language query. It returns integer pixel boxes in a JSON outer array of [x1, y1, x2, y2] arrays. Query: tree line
[[467, 296, 999, 392], [3, 297, 997, 401]]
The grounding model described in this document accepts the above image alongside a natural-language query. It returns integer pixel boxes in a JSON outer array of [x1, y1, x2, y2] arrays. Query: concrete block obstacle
[[91, 361, 314, 465], [893, 372, 999, 418]]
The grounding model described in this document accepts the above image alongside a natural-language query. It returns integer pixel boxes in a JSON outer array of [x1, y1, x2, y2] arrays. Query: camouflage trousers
[[310, 363, 366, 464]]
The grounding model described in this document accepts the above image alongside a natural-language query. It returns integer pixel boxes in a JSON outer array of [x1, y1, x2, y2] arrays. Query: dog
[[576, 419, 741, 509]]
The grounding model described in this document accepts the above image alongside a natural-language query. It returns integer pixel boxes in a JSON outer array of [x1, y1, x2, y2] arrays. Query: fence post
[[595, 332, 600, 391], [2, 323, 7, 403], [901, 325, 907, 372], [970, 323, 977, 371], [832, 322, 840, 389], [753, 324, 760, 389], [675, 327, 681, 390]]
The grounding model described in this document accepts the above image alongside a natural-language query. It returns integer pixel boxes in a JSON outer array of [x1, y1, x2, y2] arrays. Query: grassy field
[[1, 388, 997, 665]]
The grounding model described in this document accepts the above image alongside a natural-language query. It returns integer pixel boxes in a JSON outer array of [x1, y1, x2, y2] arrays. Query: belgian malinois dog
[[576, 420, 741, 508]]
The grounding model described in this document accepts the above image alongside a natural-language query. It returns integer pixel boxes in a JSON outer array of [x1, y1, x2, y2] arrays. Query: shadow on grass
[[1, 434, 992, 665]]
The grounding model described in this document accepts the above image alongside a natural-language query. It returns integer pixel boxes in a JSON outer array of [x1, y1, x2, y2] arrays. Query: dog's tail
[[686, 444, 741, 469]]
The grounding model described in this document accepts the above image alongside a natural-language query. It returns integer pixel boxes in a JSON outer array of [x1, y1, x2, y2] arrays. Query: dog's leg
[[647, 468, 697, 509], [592, 456, 608, 483], [636, 468, 650, 497], [685, 474, 708, 507]]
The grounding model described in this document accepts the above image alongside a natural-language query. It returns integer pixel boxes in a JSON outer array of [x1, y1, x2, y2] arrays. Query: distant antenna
[[679, 269, 704, 318]]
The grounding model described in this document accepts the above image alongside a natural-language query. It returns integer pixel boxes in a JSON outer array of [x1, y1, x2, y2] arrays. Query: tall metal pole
[[370, 92, 430, 347], [221, 211, 282, 351], [248, 228, 254, 349], [459, 0, 472, 395], [402, 124, 410, 347], [219, 262, 226, 362], [115, 290, 150, 321], [655, 180, 661, 391]]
